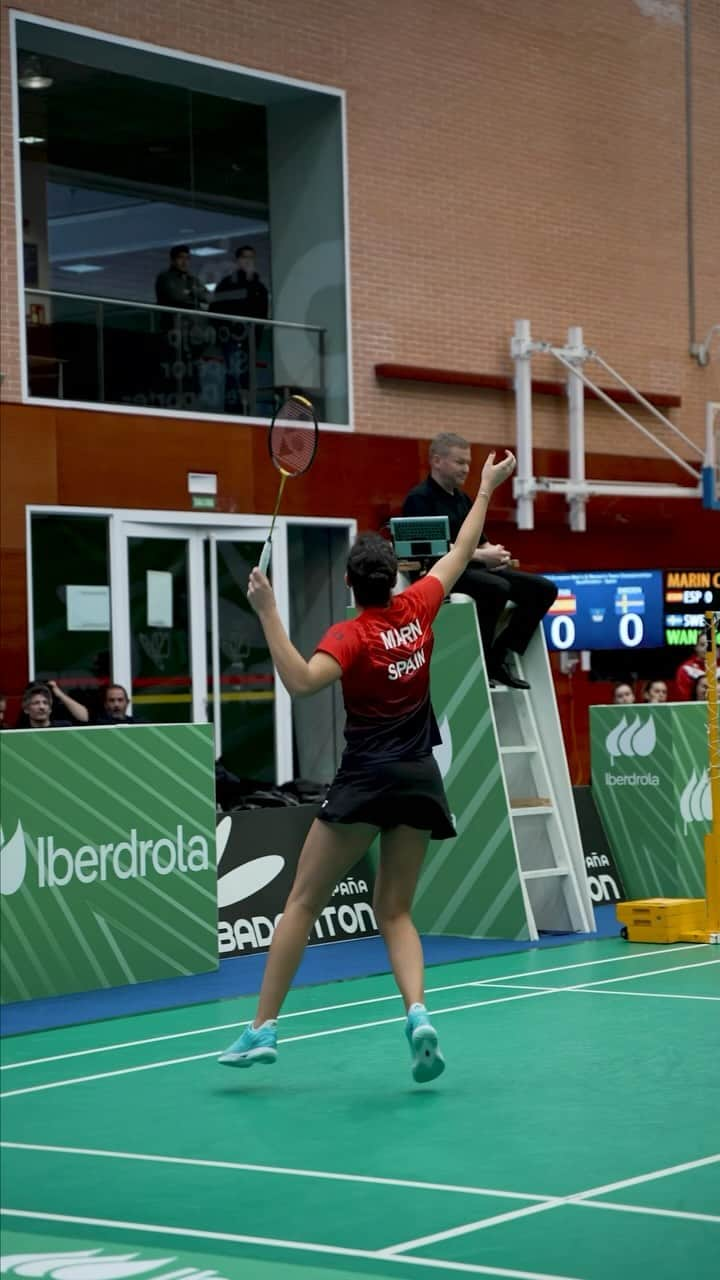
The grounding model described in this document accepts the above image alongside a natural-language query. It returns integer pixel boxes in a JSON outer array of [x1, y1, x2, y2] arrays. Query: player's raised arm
[[429, 450, 516, 596], [247, 567, 342, 697]]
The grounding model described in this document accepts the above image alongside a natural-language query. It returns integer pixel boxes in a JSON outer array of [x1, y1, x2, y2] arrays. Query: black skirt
[[318, 755, 456, 840]]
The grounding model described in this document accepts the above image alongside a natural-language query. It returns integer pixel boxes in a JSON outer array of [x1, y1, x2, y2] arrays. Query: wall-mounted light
[[60, 264, 104, 274], [19, 135, 46, 145], [18, 56, 53, 90]]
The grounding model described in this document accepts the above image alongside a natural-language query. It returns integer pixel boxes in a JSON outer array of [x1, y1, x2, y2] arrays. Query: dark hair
[[235, 245, 256, 258], [347, 533, 397, 607], [104, 683, 129, 700], [170, 244, 190, 260], [22, 681, 52, 708]]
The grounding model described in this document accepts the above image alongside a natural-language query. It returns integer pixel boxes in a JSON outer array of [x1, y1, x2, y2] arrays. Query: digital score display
[[663, 569, 720, 646], [542, 571, 664, 651]]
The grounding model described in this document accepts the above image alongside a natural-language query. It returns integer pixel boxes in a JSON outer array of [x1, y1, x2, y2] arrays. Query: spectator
[[16, 682, 73, 729], [642, 679, 668, 704], [211, 245, 270, 413], [212, 245, 269, 325], [155, 245, 209, 313], [673, 632, 719, 700], [612, 682, 635, 705], [691, 674, 708, 701], [93, 683, 139, 725], [402, 433, 557, 688]]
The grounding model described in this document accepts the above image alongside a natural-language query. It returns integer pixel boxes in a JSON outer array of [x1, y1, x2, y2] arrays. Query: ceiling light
[[60, 264, 104, 274], [19, 135, 46, 145], [18, 56, 53, 90], [192, 246, 224, 257]]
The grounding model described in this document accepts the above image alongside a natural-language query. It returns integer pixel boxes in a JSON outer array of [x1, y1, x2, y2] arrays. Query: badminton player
[[219, 448, 516, 1082]]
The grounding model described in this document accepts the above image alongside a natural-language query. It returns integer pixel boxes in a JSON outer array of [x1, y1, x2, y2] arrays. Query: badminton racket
[[258, 393, 318, 574]]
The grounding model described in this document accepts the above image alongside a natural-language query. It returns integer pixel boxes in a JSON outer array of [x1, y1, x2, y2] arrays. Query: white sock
[[253, 1018, 277, 1030], [408, 1002, 426, 1015]]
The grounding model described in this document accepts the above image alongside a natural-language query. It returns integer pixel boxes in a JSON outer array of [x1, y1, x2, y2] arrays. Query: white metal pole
[[566, 325, 586, 532], [512, 318, 534, 529]]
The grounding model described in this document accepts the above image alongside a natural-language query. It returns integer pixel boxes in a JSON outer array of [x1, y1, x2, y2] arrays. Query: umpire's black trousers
[[453, 565, 558, 659]]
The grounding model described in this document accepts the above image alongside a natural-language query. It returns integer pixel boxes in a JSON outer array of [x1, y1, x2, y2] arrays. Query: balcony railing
[[24, 289, 326, 419]]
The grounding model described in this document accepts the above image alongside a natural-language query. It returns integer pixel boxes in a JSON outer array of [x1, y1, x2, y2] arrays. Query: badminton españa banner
[[412, 600, 529, 940], [590, 703, 711, 900], [0, 724, 218, 1004]]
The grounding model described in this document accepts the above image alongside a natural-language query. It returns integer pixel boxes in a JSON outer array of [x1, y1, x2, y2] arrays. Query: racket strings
[[269, 397, 317, 476]]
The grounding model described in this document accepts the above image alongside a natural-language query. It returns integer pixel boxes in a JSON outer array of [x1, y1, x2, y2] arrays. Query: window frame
[[10, 9, 355, 432]]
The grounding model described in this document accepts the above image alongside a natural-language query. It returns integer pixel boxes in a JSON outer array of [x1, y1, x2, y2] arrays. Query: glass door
[[207, 532, 291, 782], [120, 525, 207, 725]]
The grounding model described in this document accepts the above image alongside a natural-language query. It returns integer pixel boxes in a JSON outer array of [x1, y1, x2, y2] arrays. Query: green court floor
[[1, 940, 719, 1280]]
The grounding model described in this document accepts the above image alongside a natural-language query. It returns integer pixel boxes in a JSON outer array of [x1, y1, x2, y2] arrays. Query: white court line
[[579, 988, 720, 1003], [1, 944, 705, 1072], [0, 988, 563, 1099], [0, 1208, 584, 1280], [5, 1140, 715, 1230], [578, 1198, 720, 1225], [380, 1153, 720, 1255], [0, 1140, 552, 1205], [3, 956, 717, 1099]]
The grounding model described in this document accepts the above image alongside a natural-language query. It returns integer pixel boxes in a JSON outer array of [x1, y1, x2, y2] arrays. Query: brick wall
[[2, 0, 719, 450]]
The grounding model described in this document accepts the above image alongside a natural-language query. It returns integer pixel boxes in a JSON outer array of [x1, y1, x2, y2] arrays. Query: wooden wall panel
[[0, 403, 59, 548]]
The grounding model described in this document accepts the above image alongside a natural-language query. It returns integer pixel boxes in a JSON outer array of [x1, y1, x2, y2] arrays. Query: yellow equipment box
[[616, 898, 709, 944]]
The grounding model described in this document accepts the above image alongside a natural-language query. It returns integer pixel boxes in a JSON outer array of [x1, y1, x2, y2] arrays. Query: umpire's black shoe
[[490, 661, 530, 690]]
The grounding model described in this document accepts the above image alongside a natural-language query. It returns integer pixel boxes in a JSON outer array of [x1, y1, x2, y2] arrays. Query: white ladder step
[[510, 802, 553, 816], [500, 745, 538, 755], [522, 867, 569, 880]]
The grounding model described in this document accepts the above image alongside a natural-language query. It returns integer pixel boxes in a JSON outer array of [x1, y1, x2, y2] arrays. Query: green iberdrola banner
[[590, 703, 712, 900], [0, 724, 218, 1003]]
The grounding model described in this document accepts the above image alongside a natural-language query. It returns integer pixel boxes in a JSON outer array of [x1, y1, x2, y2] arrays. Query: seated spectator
[[642, 679, 668, 704], [93, 684, 139, 725], [401, 432, 557, 688], [612, 681, 635, 705], [673, 633, 719, 700], [692, 674, 709, 701], [16, 682, 74, 729]]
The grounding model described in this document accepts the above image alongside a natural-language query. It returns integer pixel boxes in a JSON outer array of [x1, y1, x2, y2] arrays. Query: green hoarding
[[0, 724, 218, 1004], [413, 600, 528, 940], [590, 703, 712, 900]]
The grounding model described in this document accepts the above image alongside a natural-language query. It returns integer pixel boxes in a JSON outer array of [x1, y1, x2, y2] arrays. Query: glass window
[[16, 18, 349, 424]]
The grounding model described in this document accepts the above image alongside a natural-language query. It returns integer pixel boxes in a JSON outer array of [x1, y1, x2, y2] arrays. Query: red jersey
[[316, 575, 445, 764]]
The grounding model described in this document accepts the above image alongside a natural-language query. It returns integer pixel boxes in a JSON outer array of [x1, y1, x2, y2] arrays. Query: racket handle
[[258, 541, 272, 575]]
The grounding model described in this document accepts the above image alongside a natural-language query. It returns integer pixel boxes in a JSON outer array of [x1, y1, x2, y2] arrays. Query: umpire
[[402, 432, 557, 688]]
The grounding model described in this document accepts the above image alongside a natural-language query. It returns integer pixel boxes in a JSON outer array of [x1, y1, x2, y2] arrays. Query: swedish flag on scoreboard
[[614, 585, 646, 616]]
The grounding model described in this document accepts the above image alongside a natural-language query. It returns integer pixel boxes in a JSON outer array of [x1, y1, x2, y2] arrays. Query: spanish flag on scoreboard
[[549, 590, 577, 616]]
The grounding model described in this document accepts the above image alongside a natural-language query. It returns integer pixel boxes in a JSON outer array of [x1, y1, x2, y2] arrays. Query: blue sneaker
[[405, 1004, 445, 1083], [218, 1020, 278, 1068]]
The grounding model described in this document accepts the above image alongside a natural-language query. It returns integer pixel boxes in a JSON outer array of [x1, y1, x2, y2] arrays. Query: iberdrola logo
[[605, 715, 656, 765], [0, 821, 27, 896], [679, 768, 712, 834], [0, 1249, 233, 1280], [0, 820, 210, 897]]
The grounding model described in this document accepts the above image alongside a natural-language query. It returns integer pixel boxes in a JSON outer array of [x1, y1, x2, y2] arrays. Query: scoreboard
[[542, 571, 664, 651], [542, 567, 720, 652], [663, 569, 720, 646]]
